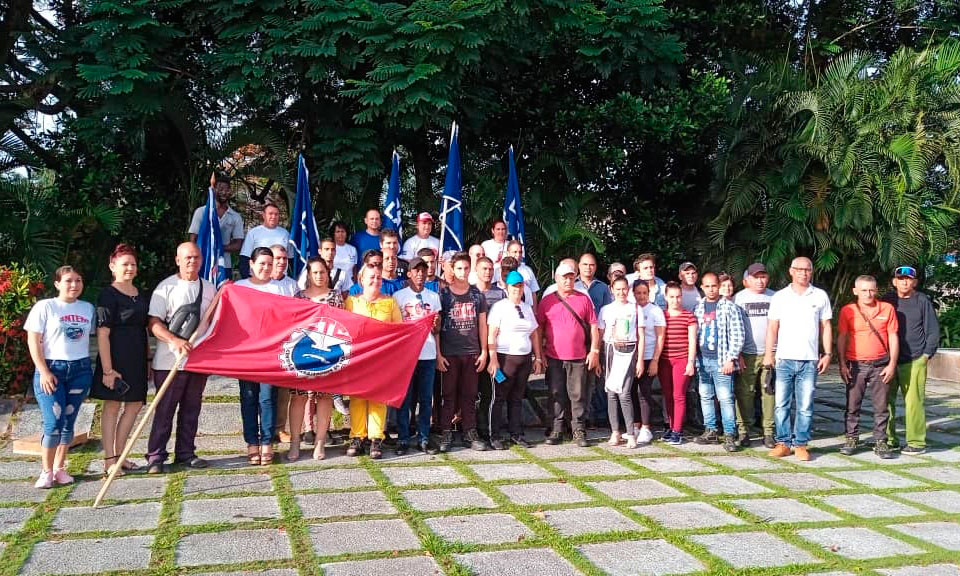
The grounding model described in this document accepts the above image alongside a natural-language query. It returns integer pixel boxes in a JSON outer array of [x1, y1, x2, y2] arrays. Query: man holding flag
[[189, 173, 241, 284]]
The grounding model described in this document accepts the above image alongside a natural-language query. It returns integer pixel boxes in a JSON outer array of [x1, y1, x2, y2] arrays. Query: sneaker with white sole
[[637, 427, 654, 445], [333, 395, 350, 415], [34, 470, 54, 489], [52, 468, 74, 485]]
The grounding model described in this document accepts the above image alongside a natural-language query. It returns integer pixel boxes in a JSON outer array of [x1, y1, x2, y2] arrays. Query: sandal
[[369, 438, 383, 460], [247, 446, 261, 466], [260, 445, 274, 466], [312, 444, 325, 460], [103, 456, 125, 478], [121, 460, 139, 471], [287, 441, 300, 462]]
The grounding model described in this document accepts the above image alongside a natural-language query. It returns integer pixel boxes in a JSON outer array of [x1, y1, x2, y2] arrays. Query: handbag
[[167, 280, 205, 340]]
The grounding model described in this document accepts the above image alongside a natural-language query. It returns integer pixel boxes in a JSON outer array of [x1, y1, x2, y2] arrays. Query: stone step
[[10, 403, 96, 456]]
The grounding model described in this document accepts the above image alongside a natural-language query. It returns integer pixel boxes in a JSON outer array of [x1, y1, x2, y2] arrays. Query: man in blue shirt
[[350, 209, 382, 256]]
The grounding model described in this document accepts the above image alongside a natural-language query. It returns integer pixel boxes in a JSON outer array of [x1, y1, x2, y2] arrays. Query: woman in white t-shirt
[[234, 247, 285, 465], [331, 221, 358, 279], [486, 271, 542, 449], [25, 266, 95, 489], [598, 277, 645, 448], [632, 281, 666, 445]]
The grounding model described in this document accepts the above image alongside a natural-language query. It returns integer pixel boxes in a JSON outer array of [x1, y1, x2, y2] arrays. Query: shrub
[[0, 265, 47, 396]]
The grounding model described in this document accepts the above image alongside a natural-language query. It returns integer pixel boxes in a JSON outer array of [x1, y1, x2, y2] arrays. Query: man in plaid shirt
[[693, 272, 745, 452]]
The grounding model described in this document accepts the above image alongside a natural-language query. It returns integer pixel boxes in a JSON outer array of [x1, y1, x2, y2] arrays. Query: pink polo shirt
[[536, 291, 597, 361]]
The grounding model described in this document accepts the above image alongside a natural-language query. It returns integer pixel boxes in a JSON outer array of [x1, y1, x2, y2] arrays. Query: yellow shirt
[[345, 295, 402, 323]]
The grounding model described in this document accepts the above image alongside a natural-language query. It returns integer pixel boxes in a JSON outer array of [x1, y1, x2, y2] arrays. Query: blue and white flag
[[288, 154, 320, 280], [503, 145, 526, 254], [382, 150, 403, 243], [197, 184, 227, 286], [439, 122, 463, 253]]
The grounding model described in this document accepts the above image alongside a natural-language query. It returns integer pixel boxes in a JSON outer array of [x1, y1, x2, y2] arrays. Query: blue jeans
[[399, 359, 436, 444], [697, 356, 736, 436], [239, 380, 276, 445], [774, 359, 817, 446], [33, 358, 92, 448]]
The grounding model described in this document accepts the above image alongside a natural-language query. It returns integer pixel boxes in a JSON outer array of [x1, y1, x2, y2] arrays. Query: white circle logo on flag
[[280, 318, 353, 377]]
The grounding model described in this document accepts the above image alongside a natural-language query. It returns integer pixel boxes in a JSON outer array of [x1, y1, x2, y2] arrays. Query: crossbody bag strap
[[856, 304, 889, 356], [558, 296, 590, 348]]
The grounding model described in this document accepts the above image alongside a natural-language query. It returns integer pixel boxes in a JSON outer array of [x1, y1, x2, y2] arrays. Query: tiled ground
[[0, 373, 959, 575]]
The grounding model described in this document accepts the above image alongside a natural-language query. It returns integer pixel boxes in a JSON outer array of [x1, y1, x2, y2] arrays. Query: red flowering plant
[[0, 265, 46, 395]]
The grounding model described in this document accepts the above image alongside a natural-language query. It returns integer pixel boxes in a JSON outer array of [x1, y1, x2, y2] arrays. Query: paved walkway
[[0, 372, 959, 576]]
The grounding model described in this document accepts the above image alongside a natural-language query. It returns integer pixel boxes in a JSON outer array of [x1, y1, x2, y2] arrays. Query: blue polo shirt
[[351, 230, 381, 257], [575, 278, 613, 316]]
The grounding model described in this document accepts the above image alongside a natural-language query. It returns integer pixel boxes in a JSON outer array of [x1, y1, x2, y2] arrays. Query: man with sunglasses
[[393, 257, 442, 455], [882, 265, 939, 454], [764, 257, 833, 461]]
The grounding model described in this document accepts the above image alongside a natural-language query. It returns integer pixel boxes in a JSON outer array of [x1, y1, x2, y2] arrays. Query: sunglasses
[[894, 266, 916, 278], [515, 305, 524, 319]]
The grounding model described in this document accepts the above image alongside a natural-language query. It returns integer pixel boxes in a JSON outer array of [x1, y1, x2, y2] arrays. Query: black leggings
[[491, 354, 532, 438], [631, 359, 657, 427]]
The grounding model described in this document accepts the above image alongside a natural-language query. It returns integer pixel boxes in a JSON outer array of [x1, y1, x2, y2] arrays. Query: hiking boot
[[438, 430, 454, 453], [769, 443, 792, 458], [544, 432, 563, 445], [840, 436, 859, 456], [465, 429, 488, 451], [346, 437, 364, 457], [573, 429, 589, 447], [794, 446, 811, 461], [763, 435, 776, 448], [737, 433, 751, 448], [902, 445, 926, 455], [874, 440, 896, 459], [511, 435, 532, 449], [490, 436, 507, 450], [723, 436, 739, 452], [694, 429, 719, 445]]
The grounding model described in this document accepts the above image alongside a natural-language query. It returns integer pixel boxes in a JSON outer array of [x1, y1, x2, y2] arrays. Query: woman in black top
[[90, 244, 150, 476]]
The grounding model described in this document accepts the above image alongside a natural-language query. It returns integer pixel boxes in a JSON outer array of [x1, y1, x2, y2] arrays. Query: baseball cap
[[608, 262, 627, 275], [679, 261, 697, 272], [417, 212, 433, 223], [746, 262, 767, 276], [408, 257, 428, 269], [555, 262, 577, 277], [505, 270, 524, 286], [893, 265, 917, 278]]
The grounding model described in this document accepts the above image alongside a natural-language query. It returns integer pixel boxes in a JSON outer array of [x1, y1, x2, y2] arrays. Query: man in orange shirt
[[837, 275, 899, 459]]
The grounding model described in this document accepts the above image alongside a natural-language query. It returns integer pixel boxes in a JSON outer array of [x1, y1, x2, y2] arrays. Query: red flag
[[185, 284, 433, 408]]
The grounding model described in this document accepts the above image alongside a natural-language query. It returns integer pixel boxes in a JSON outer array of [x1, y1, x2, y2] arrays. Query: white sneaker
[[333, 395, 350, 416], [53, 468, 74, 485], [637, 427, 654, 445], [624, 433, 638, 449], [34, 470, 54, 489]]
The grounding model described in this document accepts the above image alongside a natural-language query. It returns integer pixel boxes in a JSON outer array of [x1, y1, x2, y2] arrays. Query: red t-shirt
[[536, 291, 598, 360], [838, 301, 898, 361], [663, 309, 697, 360]]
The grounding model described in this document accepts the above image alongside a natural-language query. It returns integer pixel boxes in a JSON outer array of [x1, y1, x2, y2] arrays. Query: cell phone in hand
[[494, 369, 507, 384], [113, 377, 130, 396]]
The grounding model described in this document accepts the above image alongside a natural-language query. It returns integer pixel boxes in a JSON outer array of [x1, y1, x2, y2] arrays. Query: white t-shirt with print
[[598, 300, 644, 344], [240, 225, 290, 258], [402, 235, 440, 260], [149, 275, 216, 370], [393, 287, 441, 360], [25, 298, 95, 361], [640, 302, 666, 360], [486, 299, 538, 355], [333, 243, 357, 278]]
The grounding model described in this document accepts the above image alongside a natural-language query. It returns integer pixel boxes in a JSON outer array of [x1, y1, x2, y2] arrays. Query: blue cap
[[505, 271, 525, 286]]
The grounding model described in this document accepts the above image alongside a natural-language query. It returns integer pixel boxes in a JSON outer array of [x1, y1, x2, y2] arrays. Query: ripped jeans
[[33, 358, 92, 448]]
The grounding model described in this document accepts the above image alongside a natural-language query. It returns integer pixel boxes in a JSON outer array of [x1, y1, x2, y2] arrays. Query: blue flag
[[440, 122, 464, 252], [197, 184, 226, 286], [288, 154, 320, 280], [382, 150, 403, 243], [503, 145, 526, 254]]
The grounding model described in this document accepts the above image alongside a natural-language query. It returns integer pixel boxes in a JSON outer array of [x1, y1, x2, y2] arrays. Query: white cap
[[555, 262, 577, 277]]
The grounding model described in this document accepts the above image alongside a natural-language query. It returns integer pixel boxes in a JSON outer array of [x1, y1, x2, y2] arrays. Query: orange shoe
[[768, 443, 791, 458], [794, 446, 811, 461]]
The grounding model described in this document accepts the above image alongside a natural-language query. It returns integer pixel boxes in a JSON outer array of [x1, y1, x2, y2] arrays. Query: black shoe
[[439, 431, 453, 453], [723, 436, 739, 452], [346, 437, 363, 457], [147, 463, 164, 475], [874, 440, 896, 460], [381, 435, 397, 447], [901, 445, 925, 455], [737, 434, 751, 448], [302, 431, 316, 445], [175, 457, 209, 469], [573, 429, 589, 447], [840, 436, 858, 456], [544, 432, 562, 445], [465, 429, 488, 451], [511, 435, 532, 449], [763, 435, 776, 448], [395, 442, 409, 456], [418, 439, 439, 455], [490, 437, 507, 450], [694, 429, 719, 445]]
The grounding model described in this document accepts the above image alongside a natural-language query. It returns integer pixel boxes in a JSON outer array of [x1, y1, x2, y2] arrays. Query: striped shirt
[[662, 309, 697, 360]]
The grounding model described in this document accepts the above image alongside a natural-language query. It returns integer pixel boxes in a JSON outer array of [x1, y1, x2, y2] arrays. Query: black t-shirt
[[440, 285, 488, 356]]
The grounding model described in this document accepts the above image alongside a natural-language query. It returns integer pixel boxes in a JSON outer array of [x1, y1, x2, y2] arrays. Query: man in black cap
[[733, 262, 776, 447], [882, 265, 939, 454]]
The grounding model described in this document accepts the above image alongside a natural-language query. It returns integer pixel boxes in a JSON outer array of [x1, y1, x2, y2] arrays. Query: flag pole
[[93, 330, 201, 508]]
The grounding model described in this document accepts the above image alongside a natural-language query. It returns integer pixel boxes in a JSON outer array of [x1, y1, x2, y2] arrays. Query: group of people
[[23, 196, 942, 489]]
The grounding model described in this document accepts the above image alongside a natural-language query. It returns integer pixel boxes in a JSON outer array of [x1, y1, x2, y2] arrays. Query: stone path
[[0, 372, 958, 575]]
